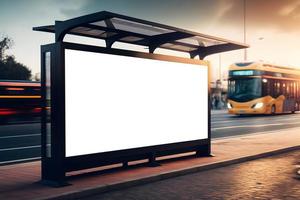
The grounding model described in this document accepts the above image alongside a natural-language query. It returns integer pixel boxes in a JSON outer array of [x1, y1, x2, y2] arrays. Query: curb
[[0, 157, 40, 167], [41, 145, 300, 200]]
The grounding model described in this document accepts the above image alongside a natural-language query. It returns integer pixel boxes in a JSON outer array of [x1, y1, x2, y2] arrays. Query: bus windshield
[[228, 78, 262, 102]]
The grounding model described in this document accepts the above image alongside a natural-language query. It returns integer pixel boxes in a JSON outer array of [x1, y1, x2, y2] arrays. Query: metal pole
[[219, 53, 222, 82], [244, 0, 247, 61]]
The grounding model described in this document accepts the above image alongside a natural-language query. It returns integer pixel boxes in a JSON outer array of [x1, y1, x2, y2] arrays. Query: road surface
[[212, 110, 300, 138], [1, 111, 300, 164]]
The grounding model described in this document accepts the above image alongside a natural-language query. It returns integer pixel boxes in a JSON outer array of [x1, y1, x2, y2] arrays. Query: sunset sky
[[1, 0, 300, 81]]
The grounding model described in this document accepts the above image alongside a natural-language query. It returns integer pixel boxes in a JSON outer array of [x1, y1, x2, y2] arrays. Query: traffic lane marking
[[212, 122, 300, 130]]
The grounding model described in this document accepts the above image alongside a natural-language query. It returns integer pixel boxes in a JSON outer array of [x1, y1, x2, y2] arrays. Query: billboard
[[65, 49, 208, 157]]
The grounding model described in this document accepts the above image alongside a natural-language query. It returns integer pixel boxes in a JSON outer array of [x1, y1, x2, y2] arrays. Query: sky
[[1, 0, 300, 81]]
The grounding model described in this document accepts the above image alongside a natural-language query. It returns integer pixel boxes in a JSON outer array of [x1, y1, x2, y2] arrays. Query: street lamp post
[[244, 0, 247, 61], [219, 53, 222, 82]]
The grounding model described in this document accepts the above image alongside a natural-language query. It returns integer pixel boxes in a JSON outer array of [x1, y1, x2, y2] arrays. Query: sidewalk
[[211, 109, 227, 114], [80, 149, 300, 200], [1, 128, 300, 200]]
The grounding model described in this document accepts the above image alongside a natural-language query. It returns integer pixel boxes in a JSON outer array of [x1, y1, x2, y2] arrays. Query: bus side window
[[270, 79, 275, 97], [291, 82, 295, 98], [290, 81, 293, 98], [294, 82, 296, 99], [296, 82, 299, 99], [286, 82, 290, 98], [296, 82, 298, 99], [275, 81, 280, 98], [282, 81, 286, 97], [290, 82, 293, 98], [273, 81, 276, 97], [262, 78, 270, 96], [273, 81, 277, 97], [296, 82, 300, 100], [297, 82, 300, 99]]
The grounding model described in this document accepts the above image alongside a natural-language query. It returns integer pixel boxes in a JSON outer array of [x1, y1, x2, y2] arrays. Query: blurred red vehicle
[[0, 80, 41, 116]]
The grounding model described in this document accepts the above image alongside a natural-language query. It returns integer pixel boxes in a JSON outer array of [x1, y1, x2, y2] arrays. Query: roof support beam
[[189, 43, 248, 59], [105, 33, 130, 48], [104, 19, 115, 29], [54, 11, 115, 42], [144, 32, 193, 53]]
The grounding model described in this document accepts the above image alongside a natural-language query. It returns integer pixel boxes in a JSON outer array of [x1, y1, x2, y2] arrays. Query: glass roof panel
[[90, 21, 107, 27], [33, 11, 247, 56], [110, 18, 174, 36], [160, 43, 197, 52], [177, 36, 227, 47], [176, 37, 202, 46], [100, 32, 118, 38], [120, 36, 144, 42], [193, 36, 227, 47], [70, 27, 106, 37]]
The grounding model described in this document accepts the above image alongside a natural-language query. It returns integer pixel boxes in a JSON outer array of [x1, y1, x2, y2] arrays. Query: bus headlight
[[227, 102, 232, 109], [253, 102, 264, 109]]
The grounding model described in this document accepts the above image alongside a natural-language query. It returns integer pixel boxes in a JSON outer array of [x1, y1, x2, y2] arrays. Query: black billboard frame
[[40, 41, 211, 186]]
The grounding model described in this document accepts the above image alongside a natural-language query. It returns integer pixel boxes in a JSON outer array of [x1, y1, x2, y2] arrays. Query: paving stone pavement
[[80, 150, 300, 200]]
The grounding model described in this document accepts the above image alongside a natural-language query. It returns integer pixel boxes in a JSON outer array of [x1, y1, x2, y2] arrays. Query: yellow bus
[[227, 62, 300, 115]]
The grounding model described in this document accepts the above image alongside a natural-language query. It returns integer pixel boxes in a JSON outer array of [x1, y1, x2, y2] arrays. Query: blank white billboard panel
[[65, 49, 208, 157]]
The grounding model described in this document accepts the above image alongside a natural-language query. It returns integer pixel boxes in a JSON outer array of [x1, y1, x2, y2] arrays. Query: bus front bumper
[[228, 107, 267, 115]]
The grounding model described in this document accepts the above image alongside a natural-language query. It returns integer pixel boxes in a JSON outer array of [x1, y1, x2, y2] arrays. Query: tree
[[0, 36, 13, 61], [0, 56, 31, 80], [0, 36, 32, 80]]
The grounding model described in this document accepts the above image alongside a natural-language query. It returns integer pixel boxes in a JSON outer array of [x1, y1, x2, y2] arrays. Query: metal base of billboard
[[195, 143, 212, 157], [40, 142, 211, 187], [148, 153, 162, 167]]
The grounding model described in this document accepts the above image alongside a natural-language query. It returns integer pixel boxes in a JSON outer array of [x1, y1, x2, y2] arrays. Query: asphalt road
[[212, 110, 300, 138], [1, 111, 300, 164], [0, 119, 41, 165]]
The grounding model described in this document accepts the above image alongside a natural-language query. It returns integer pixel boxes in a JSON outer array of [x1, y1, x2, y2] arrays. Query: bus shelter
[[33, 11, 248, 186]]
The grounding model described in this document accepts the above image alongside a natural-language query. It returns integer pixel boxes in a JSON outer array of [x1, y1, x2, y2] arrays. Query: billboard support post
[[40, 43, 68, 186], [148, 153, 161, 167], [34, 11, 247, 186]]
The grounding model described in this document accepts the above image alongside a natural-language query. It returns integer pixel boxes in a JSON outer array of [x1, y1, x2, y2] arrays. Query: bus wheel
[[271, 105, 276, 115]]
